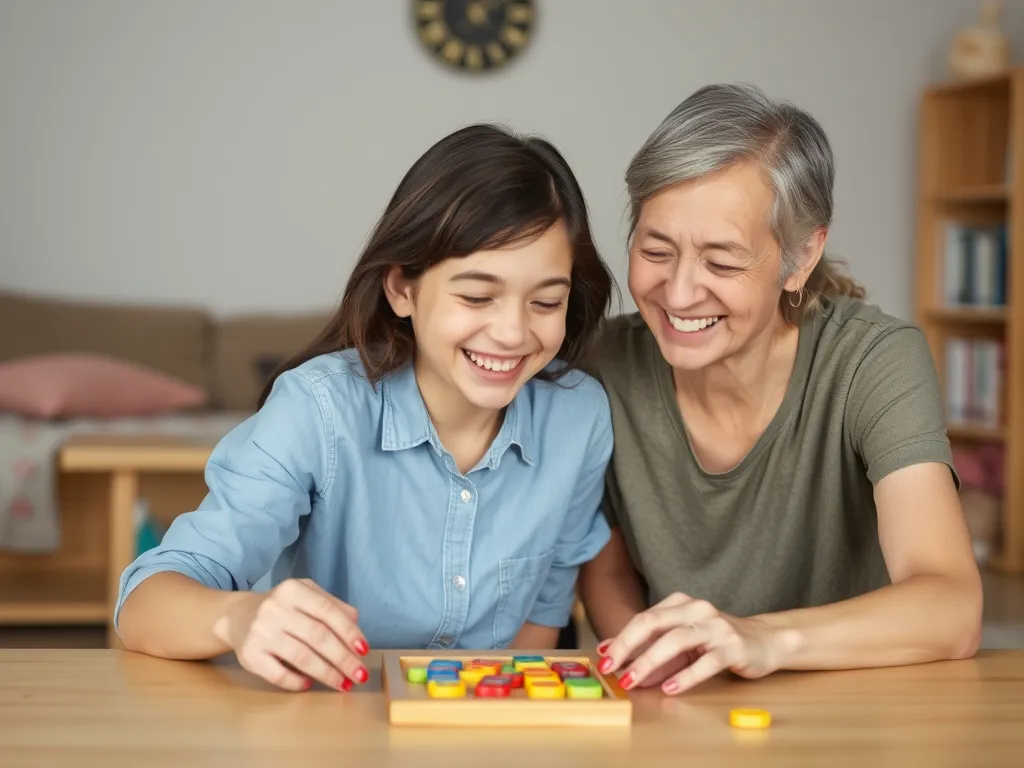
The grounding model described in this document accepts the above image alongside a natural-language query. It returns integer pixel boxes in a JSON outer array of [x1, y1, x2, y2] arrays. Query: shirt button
[[460, 489, 472, 502], [453, 575, 466, 590]]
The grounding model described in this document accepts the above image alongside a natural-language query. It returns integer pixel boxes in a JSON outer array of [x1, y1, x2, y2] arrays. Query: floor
[[2, 569, 1022, 651]]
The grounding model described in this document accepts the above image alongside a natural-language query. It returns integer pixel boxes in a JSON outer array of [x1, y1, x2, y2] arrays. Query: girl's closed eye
[[458, 295, 492, 305], [533, 300, 564, 310]]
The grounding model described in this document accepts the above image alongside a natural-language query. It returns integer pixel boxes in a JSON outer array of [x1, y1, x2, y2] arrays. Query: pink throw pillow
[[0, 353, 208, 418]]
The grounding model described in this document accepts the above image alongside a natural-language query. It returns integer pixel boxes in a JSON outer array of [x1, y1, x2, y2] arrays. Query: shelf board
[[947, 423, 1004, 442], [925, 72, 1011, 95], [925, 306, 1007, 324], [0, 569, 107, 625], [934, 184, 1009, 203]]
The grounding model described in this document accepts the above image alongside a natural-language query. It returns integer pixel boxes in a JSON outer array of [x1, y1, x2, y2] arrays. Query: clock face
[[413, 0, 534, 72]]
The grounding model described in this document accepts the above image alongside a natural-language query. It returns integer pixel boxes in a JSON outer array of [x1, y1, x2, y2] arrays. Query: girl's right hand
[[214, 578, 371, 691]]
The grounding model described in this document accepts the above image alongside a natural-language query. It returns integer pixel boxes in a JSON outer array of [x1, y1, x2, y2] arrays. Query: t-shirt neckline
[[652, 309, 821, 481]]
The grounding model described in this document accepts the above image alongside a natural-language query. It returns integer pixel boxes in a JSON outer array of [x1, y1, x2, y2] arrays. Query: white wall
[[2, 0, 1022, 319]]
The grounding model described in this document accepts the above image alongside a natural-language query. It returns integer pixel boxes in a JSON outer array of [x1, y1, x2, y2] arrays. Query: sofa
[[0, 288, 331, 415]]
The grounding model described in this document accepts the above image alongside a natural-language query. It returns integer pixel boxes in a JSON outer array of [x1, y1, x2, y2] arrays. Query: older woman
[[579, 83, 982, 694]]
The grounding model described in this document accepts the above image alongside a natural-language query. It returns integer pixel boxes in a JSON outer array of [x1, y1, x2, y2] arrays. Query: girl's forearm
[[117, 572, 256, 660], [756, 572, 983, 670]]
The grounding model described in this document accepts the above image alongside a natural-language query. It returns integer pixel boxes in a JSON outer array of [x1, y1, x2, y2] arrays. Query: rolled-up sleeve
[[113, 370, 334, 630], [527, 387, 613, 627]]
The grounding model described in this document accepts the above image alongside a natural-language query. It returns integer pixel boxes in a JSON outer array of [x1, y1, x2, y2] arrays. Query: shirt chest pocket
[[490, 548, 556, 649]]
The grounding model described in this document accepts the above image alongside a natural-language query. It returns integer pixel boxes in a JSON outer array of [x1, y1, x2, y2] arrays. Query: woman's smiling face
[[627, 161, 804, 371]]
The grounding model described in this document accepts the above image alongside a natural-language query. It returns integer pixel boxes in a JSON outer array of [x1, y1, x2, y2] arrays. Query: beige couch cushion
[[211, 313, 331, 411], [0, 290, 211, 392]]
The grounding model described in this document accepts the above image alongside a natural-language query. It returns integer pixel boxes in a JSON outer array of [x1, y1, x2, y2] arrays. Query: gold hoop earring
[[788, 286, 804, 308]]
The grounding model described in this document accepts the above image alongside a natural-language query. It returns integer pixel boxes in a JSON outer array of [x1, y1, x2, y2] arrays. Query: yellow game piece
[[514, 660, 549, 671], [459, 667, 491, 686], [525, 680, 565, 699], [522, 667, 558, 679], [427, 679, 466, 698], [729, 708, 772, 729]]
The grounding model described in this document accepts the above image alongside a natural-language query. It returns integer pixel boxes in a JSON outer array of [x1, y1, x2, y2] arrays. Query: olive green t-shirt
[[591, 295, 958, 616]]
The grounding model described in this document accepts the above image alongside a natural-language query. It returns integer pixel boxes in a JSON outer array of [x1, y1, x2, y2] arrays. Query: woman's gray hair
[[625, 83, 863, 320]]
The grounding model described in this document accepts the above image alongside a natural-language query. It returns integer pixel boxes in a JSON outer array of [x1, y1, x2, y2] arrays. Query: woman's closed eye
[[639, 249, 674, 261]]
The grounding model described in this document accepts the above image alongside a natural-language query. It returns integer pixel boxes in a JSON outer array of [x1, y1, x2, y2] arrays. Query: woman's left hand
[[596, 592, 806, 695]]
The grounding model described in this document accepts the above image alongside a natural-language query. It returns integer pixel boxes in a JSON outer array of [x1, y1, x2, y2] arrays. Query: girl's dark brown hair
[[258, 123, 614, 408]]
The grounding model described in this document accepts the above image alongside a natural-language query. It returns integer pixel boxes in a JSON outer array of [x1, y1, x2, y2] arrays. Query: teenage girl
[[114, 124, 617, 693]]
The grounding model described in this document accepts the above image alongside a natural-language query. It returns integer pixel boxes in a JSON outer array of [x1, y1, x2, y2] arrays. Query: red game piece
[[475, 675, 513, 697], [557, 668, 590, 679]]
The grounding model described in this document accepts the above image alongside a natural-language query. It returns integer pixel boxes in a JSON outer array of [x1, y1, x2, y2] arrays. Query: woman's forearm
[[117, 572, 257, 660], [579, 565, 647, 642], [757, 572, 983, 670]]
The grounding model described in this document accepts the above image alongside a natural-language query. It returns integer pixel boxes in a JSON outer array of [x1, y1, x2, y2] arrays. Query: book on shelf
[[941, 221, 1009, 308], [945, 337, 1004, 429]]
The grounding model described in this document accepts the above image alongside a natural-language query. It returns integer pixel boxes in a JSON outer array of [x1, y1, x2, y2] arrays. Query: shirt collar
[[380, 361, 535, 468]]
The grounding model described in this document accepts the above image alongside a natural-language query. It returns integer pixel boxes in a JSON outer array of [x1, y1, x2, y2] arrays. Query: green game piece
[[501, 664, 517, 674], [565, 677, 603, 699], [406, 666, 428, 683]]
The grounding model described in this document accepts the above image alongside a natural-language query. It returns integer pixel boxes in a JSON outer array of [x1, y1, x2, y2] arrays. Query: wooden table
[[2, 649, 1022, 767]]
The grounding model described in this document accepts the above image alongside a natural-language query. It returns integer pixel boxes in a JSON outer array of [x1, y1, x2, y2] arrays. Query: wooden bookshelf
[[914, 67, 1024, 573]]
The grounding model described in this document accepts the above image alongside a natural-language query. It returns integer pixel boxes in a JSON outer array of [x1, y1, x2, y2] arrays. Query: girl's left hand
[[596, 592, 806, 695]]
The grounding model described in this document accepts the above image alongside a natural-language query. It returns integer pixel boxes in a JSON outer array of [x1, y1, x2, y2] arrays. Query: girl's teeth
[[668, 314, 722, 333], [467, 351, 522, 372]]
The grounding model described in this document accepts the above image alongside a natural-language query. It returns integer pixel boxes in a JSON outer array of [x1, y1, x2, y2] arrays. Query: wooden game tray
[[382, 652, 632, 727]]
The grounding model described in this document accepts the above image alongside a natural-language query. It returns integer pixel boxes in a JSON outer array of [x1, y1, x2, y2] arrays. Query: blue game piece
[[426, 669, 460, 682], [427, 659, 463, 671]]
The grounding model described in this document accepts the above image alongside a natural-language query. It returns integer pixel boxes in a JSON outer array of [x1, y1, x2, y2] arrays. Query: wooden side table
[[0, 434, 216, 648]]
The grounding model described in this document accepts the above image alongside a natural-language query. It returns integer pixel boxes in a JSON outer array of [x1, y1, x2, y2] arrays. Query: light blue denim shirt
[[114, 348, 612, 650]]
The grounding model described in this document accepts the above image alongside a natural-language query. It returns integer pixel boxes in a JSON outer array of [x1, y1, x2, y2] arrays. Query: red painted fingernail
[[354, 639, 369, 656], [596, 640, 610, 654], [619, 672, 634, 689], [598, 657, 613, 673], [340, 678, 353, 692], [354, 667, 368, 684], [663, 680, 680, 694], [304, 679, 314, 689]]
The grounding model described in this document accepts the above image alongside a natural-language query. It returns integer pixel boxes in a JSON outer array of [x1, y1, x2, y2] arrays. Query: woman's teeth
[[465, 351, 523, 372], [668, 314, 722, 333]]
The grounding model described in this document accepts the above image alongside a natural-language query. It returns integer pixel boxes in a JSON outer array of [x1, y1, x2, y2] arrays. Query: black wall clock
[[413, 0, 535, 73]]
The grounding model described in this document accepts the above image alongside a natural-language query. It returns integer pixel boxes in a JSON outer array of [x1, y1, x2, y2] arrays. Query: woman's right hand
[[213, 578, 371, 692]]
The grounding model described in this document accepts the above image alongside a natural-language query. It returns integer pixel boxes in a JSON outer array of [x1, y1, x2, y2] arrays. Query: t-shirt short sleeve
[[847, 326, 959, 488]]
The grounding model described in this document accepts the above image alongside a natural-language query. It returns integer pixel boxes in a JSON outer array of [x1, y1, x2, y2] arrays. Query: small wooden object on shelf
[[914, 66, 1024, 573]]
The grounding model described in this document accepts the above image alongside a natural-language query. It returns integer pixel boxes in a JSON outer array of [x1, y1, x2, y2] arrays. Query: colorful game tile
[[565, 678, 603, 699], [512, 655, 548, 671], [556, 668, 591, 680], [426, 669, 460, 683], [427, 679, 467, 698], [504, 671, 524, 688], [459, 666, 491, 686], [427, 659, 463, 671], [406, 666, 428, 683], [475, 675, 513, 697], [522, 668, 560, 683], [525, 679, 565, 699]]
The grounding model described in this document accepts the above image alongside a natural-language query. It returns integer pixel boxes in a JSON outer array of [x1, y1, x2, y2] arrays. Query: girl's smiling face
[[384, 219, 573, 414]]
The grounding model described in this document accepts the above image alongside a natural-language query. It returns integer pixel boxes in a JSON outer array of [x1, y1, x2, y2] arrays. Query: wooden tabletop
[[1, 649, 1022, 767], [59, 432, 217, 471]]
